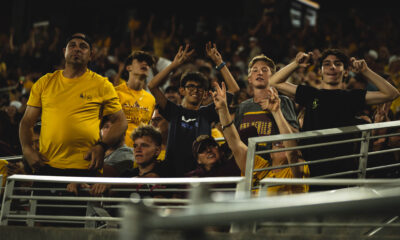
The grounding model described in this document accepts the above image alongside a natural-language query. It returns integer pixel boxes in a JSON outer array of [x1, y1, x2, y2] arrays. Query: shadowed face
[[133, 136, 160, 166], [197, 142, 220, 170], [64, 35, 91, 66], [248, 61, 272, 89], [321, 55, 347, 88]]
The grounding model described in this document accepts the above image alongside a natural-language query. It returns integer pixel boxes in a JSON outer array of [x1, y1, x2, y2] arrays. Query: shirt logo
[[181, 116, 197, 123], [80, 93, 92, 101], [312, 98, 319, 110]]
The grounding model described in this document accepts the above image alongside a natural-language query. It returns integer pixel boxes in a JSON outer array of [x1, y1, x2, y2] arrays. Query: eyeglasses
[[184, 84, 204, 92]]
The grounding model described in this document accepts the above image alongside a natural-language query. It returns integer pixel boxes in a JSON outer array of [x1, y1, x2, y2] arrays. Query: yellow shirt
[[0, 160, 8, 187], [28, 69, 121, 169], [248, 155, 310, 195], [115, 83, 156, 147]]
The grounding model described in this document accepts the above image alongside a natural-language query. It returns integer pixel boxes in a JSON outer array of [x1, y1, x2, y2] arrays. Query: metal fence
[[0, 120, 399, 238], [0, 175, 244, 228], [243, 120, 400, 195]]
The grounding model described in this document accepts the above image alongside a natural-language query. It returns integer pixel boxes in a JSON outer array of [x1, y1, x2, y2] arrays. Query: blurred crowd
[[1, 1, 400, 158]]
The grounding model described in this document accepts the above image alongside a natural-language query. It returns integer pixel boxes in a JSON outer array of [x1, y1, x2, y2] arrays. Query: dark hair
[[165, 85, 179, 93], [125, 50, 155, 67], [180, 71, 209, 90], [131, 125, 162, 147], [319, 49, 350, 70], [248, 54, 276, 74]]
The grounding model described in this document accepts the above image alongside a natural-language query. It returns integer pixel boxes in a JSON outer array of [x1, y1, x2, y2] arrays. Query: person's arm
[[19, 106, 49, 170], [270, 52, 312, 98], [148, 44, 194, 109], [84, 110, 127, 170], [350, 58, 400, 105], [211, 82, 248, 172], [205, 42, 239, 94], [259, 88, 303, 178]]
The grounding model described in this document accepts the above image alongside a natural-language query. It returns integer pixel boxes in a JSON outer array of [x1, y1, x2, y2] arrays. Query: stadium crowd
[[0, 1, 400, 201]]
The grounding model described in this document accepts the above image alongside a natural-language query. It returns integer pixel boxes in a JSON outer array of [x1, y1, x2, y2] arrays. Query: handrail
[[243, 120, 400, 195], [120, 182, 400, 240], [7, 175, 244, 185]]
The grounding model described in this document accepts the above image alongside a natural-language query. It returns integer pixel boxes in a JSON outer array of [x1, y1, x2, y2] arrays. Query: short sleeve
[[102, 80, 122, 116], [27, 76, 46, 108], [295, 85, 316, 106], [280, 95, 299, 129], [159, 100, 180, 121]]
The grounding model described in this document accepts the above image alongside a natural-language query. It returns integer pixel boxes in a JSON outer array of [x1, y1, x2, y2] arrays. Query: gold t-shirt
[[115, 83, 156, 147], [247, 155, 310, 195], [27, 69, 121, 169]]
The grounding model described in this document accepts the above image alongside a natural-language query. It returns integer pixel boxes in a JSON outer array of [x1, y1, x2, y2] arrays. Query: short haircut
[[165, 85, 179, 93], [131, 125, 162, 147], [180, 71, 209, 90], [248, 54, 276, 75], [319, 49, 350, 70], [125, 50, 155, 67]]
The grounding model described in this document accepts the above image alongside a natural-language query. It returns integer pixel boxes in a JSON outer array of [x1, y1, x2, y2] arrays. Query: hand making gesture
[[206, 41, 223, 65], [350, 57, 368, 73], [211, 81, 228, 112], [295, 51, 313, 68], [258, 87, 281, 113], [171, 44, 195, 68]]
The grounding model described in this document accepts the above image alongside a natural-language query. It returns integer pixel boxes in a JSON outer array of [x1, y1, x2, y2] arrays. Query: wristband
[[215, 61, 226, 71], [96, 141, 109, 151], [222, 120, 234, 131]]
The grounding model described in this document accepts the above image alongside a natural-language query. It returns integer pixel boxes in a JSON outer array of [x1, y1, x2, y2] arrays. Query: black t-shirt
[[159, 93, 233, 177], [295, 85, 367, 180], [295, 85, 366, 131]]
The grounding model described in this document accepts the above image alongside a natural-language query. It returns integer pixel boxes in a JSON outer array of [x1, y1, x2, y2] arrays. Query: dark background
[[1, 0, 398, 44]]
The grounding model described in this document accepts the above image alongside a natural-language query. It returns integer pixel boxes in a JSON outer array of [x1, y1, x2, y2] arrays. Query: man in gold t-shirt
[[19, 33, 127, 175], [116, 50, 156, 148]]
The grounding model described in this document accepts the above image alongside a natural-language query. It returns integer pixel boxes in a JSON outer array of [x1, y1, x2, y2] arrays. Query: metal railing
[[120, 178, 400, 240], [0, 120, 399, 234], [243, 120, 400, 196], [0, 175, 244, 227]]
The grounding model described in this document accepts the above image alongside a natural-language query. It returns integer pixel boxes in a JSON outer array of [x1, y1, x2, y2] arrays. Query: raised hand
[[295, 51, 313, 68], [205, 42, 223, 65], [210, 81, 227, 111], [171, 44, 195, 68], [350, 57, 368, 73], [258, 87, 281, 113]]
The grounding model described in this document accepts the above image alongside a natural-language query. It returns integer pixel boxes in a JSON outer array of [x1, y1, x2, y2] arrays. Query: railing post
[[244, 137, 257, 198], [0, 179, 15, 226], [358, 130, 371, 179], [27, 190, 37, 227]]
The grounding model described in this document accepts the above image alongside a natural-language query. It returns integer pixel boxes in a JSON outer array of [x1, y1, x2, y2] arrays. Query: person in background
[[147, 43, 239, 177], [115, 50, 156, 148], [212, 81, 309, 195], [270, 49, 399, 188]]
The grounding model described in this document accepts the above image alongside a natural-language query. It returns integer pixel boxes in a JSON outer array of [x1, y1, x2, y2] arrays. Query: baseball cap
[[192, 135, 219, 159], [66, 33, 93, 50]]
